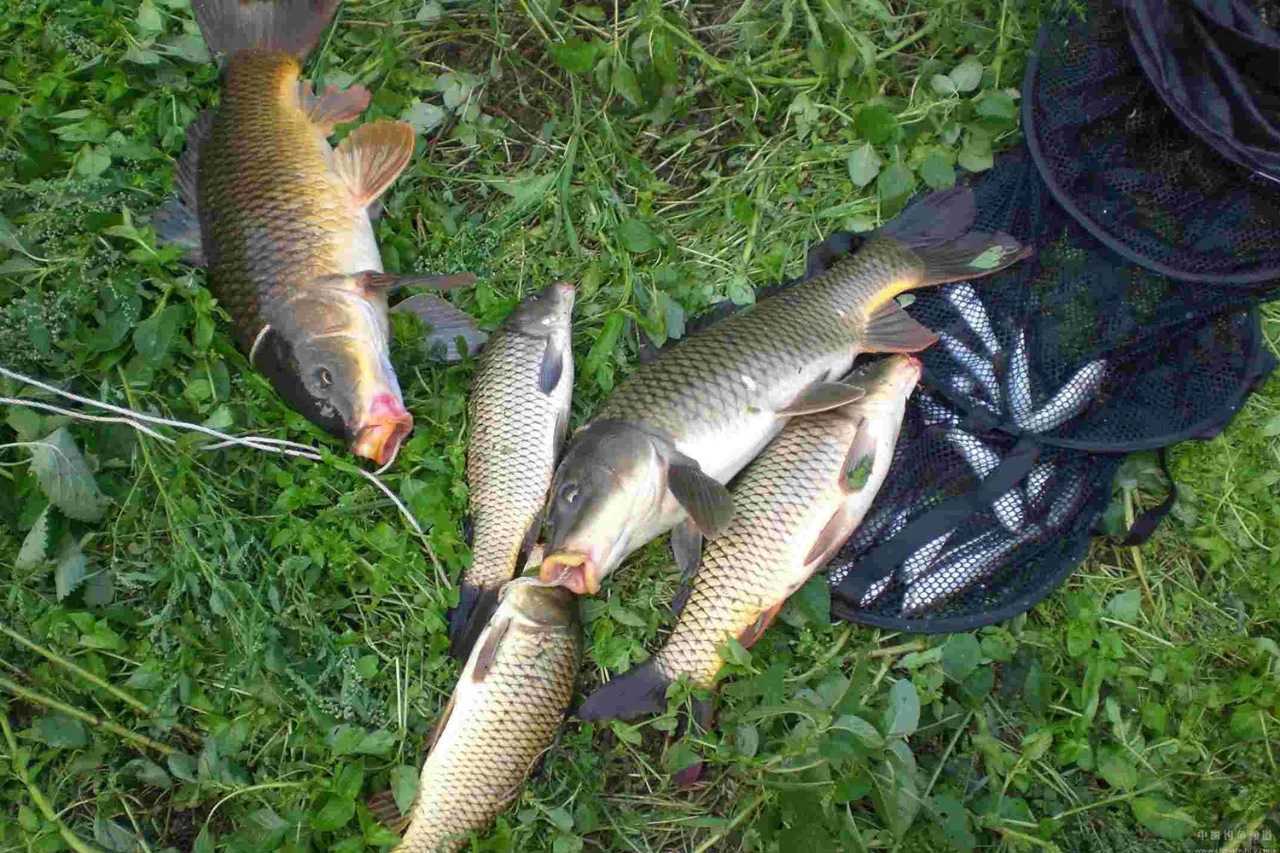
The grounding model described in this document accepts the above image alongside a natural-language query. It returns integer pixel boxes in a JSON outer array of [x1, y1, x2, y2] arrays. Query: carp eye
[[315, 367, 333, 389], [559, 483, 579, 505]]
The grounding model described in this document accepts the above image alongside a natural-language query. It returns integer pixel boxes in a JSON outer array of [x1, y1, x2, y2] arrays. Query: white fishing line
[[0, 366, 426, 540]]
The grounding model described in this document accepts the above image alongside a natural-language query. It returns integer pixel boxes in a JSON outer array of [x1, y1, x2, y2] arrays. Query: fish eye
[[559, 483, 579, 505], [315, 367, 333, 389]]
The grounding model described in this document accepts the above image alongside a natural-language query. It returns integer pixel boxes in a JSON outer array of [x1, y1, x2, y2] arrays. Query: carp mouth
[[539, 550, 599, 596], [350, 393, 414, 467]]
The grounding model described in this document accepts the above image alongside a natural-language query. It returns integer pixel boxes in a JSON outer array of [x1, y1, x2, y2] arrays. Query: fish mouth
[[350, 393, 414, 466], [539, 550, 599, 595]]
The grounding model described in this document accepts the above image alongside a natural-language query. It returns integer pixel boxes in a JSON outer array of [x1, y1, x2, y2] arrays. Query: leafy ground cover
[[1, 0, 1278, 851]]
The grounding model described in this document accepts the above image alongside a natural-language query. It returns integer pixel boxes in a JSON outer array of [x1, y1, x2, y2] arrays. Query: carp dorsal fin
[[154, 110, 215, 266], [775, 381, 866, 417], [299, 79, 372, 135], [333, 120, 417, 209], [153, 197, 205, 266], [861, 299, 939, 353]]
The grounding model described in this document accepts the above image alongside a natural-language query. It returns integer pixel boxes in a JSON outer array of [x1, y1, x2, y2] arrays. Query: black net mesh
[[1026, 1, 1280, 284]]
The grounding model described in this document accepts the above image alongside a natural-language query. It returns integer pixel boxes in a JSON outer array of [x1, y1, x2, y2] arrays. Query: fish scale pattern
[[400, 603, 580, 853], [593, 239, 924, 441], [466, 325, 570, 590], [199, 50, 355, 349], [653, 411, 856, 687]]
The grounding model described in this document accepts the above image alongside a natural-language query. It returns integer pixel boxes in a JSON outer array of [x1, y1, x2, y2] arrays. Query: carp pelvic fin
[[578, 661, 671, 722], [738, 600, 786, 648], [192, 0, 343, 60], [333, 120, 417, 209], [776, 381, 867, 417], [448, 582, 503, 662], [862, 299, 939, 353], [390, 293, 488, 362], [299, 79, 372, 135]]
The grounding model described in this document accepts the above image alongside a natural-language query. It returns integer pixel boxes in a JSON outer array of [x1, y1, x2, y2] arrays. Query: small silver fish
[[944, 429, 1025, 533], [900, 529, 956, 584], [1044, 471, 1089, 530], [945, 282, 1001, 355], [858, 575, 892, 607], [1023, 462, 1055, 511], [1006, 328, 1033, 421], [917, 395, 959, 426], [826, 506, 910, 587], [939, 332, 1002, 410], [1014, 360, 1107, 433], [901, 525, 1041, 616]]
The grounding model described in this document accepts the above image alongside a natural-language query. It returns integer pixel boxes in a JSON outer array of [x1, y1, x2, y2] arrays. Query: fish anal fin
[[299, 79, 372, 134], [666, 457, 734, 539], [862, 299, 939, 353], [153, 197, 205, 266], [333, 120, 417, 208], [775, 381, 866, 417], [391, 292, 488, 362], [177, 110, 214, 214], [738, 600, 785, 649]]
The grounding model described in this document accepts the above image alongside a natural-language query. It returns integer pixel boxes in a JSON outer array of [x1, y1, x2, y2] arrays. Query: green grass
[[1, 0, 1279, 851]]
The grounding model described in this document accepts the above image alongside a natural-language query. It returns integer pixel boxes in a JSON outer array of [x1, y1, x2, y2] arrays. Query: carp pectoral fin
[[666, 456, 735, 540], [176, 110, 213, 214], [333, 120, 417, 209], [299, 79, 372, 135], [775, 381, 866, 417], [470, 612, 512, 684], [862, 299, 939, 353], [738, 600, 785, 649], [915, 232, 1032, 287], [803, 492, 871, 574], [448, 582, 502, 662], [539, 334, 568, 394], [669, 520, 703, 617], [577, 661, 671, 722], [153, 197, 205, 266], [390, 293, 488, 362]]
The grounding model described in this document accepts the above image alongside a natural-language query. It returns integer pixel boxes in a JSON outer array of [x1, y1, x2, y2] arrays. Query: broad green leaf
[[390, 765, 418, 815], [312, 795, 356, 832], [328, 724, 368, 757], [94, 818, 139, 853], [355, 728, 397, 756], [83, 568, 114, 608], [919, 150, 956, 190], [402, 100, 446, 134], [416, 1, 444, 22], [612, 59, 643, 107], [734, 724, 759, 757], [8, 406, 44, 442], [885, 679, 919, 737], [1129, 796, 1196, 840], [608, 599, 646, 627], [855, 104, 898, 145], [134, 305, 185, 365], [616, 219, 659, 253], [16, 507, 53, 569], [1095, 744, 1137, 790], [160, 33, 210, 63], [949, 58, 983, 93], [930, 74, 958, 96], [549, 37, 599, 73], [1228, 705, 1265, 741], [957, 133, 993, 173], [168, 753, 199, 782], [847, 142, 883, 189], [124, 758, 172, 789], [76, 144, 111, 178], [931, 792, 975, 852], [780, 574, 830, 628], [546, 807, 574, 833], [194, 828, 214, 853], [611, 720, 642, 745], [55, 537, 88, 601], [356, 655, 379, 679], [975, 91, 1017, 122], [136, 0, 163, 32], [333, 760, 365, 800], [719, 634, 753, 666], [19, 806, 40, 832], [877, 163, 917, 216], [831, 714, 884, 750], [1104, 589, 1141, 622], [941, 634, 982, 681], [36, 713, 87, 748], [584, 313, 625, 377], [29, 427, 110, 521]]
